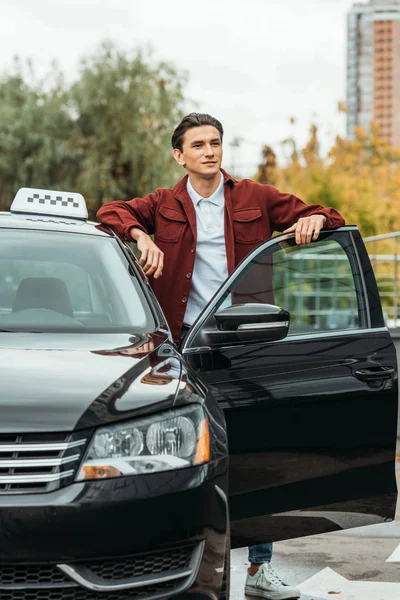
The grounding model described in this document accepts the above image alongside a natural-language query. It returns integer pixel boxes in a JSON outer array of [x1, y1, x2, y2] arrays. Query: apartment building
[[347, 0, 400, 144]]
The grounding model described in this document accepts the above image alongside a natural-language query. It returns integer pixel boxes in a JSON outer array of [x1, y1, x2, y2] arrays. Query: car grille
[[0, 432, 89, 494], [0, 581, 179, 600], [82, 545, 193, 580], [0, 565, 71, 586], [0, 543, 203, 600]]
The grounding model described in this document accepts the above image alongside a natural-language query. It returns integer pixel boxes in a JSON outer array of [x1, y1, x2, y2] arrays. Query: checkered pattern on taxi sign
[[27, 193, 80, 208]]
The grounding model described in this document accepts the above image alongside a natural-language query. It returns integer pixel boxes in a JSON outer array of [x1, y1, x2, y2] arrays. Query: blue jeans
[[248, 543, 273, 563]]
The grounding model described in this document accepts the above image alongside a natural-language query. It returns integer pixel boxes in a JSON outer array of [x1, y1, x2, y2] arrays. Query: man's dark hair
[[171, 113, 224, 151]]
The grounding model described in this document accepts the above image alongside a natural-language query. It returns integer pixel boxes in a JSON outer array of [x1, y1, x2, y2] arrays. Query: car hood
[[0, 331, 185, 432]]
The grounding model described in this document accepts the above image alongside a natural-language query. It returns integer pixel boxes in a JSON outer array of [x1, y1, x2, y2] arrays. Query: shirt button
[[186, 272, 192, 279], [182, 296, 188, 303], [191, 248, 195, 253]]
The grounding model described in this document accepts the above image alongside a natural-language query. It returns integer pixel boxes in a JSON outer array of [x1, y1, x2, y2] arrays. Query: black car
[[0, 187, 397, 600]]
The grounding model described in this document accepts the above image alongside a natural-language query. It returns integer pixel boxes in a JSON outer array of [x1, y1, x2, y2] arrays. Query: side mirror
[[214, 303, 290, 343]]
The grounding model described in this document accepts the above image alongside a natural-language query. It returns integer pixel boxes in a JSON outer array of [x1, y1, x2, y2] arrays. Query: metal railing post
[[395, 237, 399, 325]]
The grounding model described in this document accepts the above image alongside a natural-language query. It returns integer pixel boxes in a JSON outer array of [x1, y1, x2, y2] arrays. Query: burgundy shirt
[[96, 170, 345, 341]]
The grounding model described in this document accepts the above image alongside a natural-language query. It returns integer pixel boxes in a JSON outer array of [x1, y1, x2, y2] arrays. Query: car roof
[[0, 211, 115, 238]]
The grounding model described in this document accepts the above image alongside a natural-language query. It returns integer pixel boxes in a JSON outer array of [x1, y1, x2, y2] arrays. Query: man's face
[[173, 125, 223, 178]]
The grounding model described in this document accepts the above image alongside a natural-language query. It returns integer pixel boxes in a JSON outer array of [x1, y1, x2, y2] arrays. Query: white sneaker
[[245, 562, 301, 599]]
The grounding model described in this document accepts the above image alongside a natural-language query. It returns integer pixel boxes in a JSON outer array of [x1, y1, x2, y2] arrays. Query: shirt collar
[[186, 171, 224, 207]]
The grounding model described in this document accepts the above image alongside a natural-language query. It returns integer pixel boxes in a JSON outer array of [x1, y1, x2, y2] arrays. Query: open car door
[[182, 226, 398, 548]]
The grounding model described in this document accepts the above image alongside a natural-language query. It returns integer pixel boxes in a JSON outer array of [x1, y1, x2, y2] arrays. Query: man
[[97, 113, 345, 600]]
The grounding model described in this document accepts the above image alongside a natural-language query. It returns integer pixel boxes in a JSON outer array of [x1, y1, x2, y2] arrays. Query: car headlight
[[77, 405, 210, 481]]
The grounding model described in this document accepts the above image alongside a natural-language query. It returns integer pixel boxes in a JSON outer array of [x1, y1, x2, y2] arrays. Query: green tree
[[0, 61, 79, 210], [0, 44, 187, 218], [69, 42, 186, 216]]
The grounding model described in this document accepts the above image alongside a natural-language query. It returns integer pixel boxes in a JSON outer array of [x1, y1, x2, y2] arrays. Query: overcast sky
[[0, 0, 363, 176]]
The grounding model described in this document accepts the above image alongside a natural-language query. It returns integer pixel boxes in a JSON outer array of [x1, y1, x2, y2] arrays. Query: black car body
[[0, 188, 398, 600]]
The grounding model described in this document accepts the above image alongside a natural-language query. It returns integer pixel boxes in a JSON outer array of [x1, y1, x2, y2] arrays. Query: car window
[[272, 240, 363, 334], [211, 233, 368, 336], [0, 229, 155, 333]]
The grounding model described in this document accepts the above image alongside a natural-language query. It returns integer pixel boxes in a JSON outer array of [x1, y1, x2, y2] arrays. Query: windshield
[[0, 229, 155, 333]]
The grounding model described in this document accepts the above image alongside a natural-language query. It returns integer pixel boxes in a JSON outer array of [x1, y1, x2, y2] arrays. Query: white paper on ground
[[386, 542, 400, 563], [297, 566, 400, 600]]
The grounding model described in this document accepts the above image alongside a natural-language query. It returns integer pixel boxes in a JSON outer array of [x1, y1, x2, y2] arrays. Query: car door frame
[[181, 226, 398, 546], [181, 226, 384, 353]]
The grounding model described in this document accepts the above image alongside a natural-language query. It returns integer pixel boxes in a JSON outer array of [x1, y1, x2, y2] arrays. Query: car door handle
[[354, 367, 395, 382]]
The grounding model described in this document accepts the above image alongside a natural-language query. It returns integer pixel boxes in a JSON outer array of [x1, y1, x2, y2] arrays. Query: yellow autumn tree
[[256, 122, 400, 237], [326, 123, 400, 235], [255, 122, 400, 319]]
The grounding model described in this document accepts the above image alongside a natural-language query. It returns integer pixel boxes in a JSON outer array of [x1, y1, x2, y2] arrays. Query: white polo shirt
[[183, 172, 228, 326]]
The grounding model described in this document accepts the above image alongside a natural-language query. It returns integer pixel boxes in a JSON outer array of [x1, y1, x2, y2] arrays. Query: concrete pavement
[[229, 447, 400, 599]]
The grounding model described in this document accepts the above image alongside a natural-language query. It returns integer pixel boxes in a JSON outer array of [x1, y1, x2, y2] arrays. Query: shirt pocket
[[233, 208, 263, 244], [155, 206, 188, 242]]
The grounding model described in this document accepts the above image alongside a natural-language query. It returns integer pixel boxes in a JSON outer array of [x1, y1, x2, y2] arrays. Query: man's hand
[[130, 228, 164, 279], [283, 214, 326, 245]]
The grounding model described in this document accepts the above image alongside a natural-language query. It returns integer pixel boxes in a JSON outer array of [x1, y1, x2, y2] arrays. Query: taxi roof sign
[[10, 188, 88, 220]]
